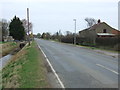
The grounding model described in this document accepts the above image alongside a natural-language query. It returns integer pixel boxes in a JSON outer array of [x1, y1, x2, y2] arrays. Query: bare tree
[[22, 19, 28, 34], [22, 19, 33, 35], [85, 18, 97, 27], [0, 21, 1, 41], [65, 31, 72, 36], [1, 19, 9, 41], [22, 19, 33, 40]]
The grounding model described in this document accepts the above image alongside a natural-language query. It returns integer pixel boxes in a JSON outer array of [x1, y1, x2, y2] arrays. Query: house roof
[[79, 22, 120, 33], [89, 22, 114, 30]]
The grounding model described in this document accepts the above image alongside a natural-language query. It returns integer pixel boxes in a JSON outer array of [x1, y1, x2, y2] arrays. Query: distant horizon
[[1, 0, 119, 34]]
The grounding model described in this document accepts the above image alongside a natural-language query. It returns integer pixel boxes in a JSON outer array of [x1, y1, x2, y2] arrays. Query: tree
[[0, 19, 9, 41], [65, 31, 72, 36], [22, 19, 28, 34], [22, 19, 33, 41], [0, 21, 2, 41], [41, 32, 51, 39], [9, 16, 25, 40], [41, 33, 46, 39], [85, 18, 97, 27], [22, 19, 33, 35], [36, 33, 41, 38], [45, 32, 51, 40]]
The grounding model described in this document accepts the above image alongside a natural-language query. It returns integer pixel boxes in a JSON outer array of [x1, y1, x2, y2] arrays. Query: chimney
[[98, 19, 101, 24]]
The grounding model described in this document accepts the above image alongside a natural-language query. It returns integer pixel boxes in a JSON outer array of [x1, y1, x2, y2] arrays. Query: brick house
[[79, 20, 120, 44]]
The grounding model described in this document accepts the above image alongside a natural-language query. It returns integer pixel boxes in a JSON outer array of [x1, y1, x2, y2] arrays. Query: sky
[[0, 0, 119, 35], [119, 1, 120, 30]]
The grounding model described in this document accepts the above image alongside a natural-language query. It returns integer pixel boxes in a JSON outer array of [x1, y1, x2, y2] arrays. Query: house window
[[103, 29, 107, 33]]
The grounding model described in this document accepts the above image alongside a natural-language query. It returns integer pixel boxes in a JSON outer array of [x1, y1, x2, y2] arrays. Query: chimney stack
[[98, 19, 101, 24]]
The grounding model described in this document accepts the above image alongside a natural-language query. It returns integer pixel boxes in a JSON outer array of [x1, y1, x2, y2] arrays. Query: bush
[[60, 36, 120, 51], [61, 36, 74, 44], [96, 37, 120, 47], [113, 43, 120, 51]]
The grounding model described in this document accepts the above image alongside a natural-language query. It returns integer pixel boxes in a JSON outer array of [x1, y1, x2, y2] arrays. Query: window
[[103, 29, 107, 33]]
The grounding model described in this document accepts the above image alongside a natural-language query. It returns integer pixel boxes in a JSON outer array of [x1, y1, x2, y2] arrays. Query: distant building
[[79, 20, 120, 44]]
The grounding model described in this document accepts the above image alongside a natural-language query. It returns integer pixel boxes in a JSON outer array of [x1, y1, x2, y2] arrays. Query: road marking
[[37, 43, 65, 88], [96, 64, 119, 75]]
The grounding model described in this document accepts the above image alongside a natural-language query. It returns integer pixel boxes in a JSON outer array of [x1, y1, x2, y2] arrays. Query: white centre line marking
[[96, 64, 119, 75]]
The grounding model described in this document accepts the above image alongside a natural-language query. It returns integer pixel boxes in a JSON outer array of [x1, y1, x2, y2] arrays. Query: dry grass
[[1, 42, 18, 57]]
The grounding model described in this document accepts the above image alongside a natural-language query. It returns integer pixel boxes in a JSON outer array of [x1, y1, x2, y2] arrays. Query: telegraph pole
[[59, 29, 61, 42], [73, 19, 76, 45], [27, 8, 30, 45]]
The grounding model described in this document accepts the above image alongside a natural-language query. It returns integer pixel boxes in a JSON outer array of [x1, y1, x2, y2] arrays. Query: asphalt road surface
[[36, 39, 118, 88]]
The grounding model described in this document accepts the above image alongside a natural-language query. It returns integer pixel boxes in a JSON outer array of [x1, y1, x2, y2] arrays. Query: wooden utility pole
[[27, 8, 30, 45]]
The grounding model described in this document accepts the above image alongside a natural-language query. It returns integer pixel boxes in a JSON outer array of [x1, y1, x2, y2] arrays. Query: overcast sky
[[0, 0, 119, 34]]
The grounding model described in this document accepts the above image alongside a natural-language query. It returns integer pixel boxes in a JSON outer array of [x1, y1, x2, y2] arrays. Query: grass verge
[[0, 42, 7, 44], [77, 45, 119, 53], [2, 41, 50, 88]]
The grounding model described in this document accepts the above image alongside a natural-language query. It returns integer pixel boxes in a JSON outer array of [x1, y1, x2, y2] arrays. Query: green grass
[[0, 42, 7, 44], [77, 44, 119, 53], [0, 41, 13, 44], [0, 42, 3, 44], [2, 41, 50, 88], [10, 42, 17, 46]]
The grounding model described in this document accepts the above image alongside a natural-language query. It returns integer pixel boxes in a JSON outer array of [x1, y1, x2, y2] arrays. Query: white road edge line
[[96, 64, 119, 75], [37, 43, 65, 88]]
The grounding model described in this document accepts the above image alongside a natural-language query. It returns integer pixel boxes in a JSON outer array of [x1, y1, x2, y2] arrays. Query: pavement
[[35, 39, 118, 88], [93, 49, 119, 58]]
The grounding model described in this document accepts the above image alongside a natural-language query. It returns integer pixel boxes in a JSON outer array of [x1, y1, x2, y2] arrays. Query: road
[[36, 39, 118, 88]]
